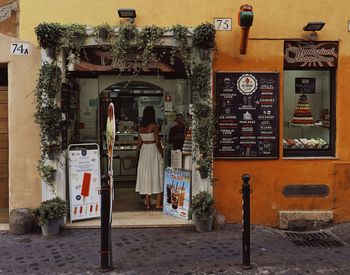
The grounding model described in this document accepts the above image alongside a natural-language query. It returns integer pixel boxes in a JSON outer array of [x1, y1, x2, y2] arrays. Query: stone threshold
[[0, 224, 9, 231], [64, 211, 194, 229]]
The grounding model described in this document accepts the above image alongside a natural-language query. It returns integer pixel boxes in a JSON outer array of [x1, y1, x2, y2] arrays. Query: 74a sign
[[10, 43, 29, 55]]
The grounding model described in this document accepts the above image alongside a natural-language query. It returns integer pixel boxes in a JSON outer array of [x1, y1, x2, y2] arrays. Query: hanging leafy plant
[[34, 62, 62, 162], [61, 23, 87, 64], [137, 25, 167, 67], [192, 23, 216, 49], [34, 22, 63, 58], [110, 23, 138, 63], [172, 24, 193, 76], [94, 23, 114, 40], [191, 62, 215, 178], [191, 62, 211, 101], [37, 161, 57, 192]]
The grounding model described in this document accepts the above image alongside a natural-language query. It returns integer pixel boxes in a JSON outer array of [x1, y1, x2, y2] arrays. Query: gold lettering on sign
[[101, 52, 158, 69], [284, 42, 337, 67]]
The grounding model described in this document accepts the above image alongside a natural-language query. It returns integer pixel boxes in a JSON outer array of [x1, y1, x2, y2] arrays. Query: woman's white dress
[[135, 132, 164, 195]]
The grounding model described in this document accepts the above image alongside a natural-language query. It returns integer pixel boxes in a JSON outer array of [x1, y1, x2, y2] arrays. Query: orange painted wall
[[213, 20, 350, 227], [17, 0, 350, 225]]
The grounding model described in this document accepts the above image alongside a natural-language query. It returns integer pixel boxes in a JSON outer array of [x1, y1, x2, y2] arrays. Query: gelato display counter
[[113, 132, 138, 181]]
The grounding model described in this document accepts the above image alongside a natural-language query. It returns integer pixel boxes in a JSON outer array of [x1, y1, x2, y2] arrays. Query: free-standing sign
[[163, 167, 191, 220], [68, 143, 101, 221], [214, 72, 279, 159]]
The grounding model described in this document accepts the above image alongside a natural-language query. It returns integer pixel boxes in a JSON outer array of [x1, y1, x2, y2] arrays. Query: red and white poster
[[68, 144, 101, 221]]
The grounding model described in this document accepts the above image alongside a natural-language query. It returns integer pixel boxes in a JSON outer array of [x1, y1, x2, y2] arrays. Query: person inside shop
[[168, 113, 186, 150], [135, 106, 164, 210]]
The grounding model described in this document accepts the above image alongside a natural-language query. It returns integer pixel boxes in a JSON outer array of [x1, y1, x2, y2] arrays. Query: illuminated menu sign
[[214, 72, 279, 159]]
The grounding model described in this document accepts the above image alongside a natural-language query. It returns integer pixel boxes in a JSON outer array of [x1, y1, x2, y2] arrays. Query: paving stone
[[0, 224, 350, 274]]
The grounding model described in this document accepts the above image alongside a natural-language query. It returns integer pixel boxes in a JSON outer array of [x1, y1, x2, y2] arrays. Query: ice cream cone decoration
[[106, 103, 116, 159]]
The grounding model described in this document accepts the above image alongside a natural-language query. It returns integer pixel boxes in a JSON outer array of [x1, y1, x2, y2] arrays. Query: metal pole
[[100, 174, 112, 271], [242, 174, 251, 269]]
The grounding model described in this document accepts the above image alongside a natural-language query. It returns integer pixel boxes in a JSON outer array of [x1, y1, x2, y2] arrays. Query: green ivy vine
[[34, 62, 62, 192]]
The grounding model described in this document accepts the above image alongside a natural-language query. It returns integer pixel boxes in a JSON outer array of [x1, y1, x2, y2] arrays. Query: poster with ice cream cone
[[68, 143, 101, 221]]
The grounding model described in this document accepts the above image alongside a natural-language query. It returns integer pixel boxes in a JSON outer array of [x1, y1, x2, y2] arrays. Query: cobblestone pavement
[[1, 223, 350, 274]]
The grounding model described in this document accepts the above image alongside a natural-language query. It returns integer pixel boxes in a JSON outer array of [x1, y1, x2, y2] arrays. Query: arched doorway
[[100, 81, 165, 212]]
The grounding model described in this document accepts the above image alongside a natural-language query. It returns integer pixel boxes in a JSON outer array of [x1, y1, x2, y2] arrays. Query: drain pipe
[[238, 4, 254, 55]]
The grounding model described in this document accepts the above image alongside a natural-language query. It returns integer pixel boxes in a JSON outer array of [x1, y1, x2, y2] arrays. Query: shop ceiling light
[[303, 22, 325, 32], [118, 8, 136, 23]]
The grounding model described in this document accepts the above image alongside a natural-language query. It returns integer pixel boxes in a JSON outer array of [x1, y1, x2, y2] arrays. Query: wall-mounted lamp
[[118, 8, 136, 23], [303, 22, 325, 40], [238, 4, 254, 55]]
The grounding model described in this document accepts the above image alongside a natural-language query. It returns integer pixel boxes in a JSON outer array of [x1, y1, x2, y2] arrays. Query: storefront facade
[[6, 0, 350, 226]]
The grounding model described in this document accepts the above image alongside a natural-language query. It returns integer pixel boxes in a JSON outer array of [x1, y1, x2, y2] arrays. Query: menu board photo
[[214, 72, 279, 159]]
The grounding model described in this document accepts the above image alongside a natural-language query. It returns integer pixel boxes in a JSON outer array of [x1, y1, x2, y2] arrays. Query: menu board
[[214, 72, 279, 159]]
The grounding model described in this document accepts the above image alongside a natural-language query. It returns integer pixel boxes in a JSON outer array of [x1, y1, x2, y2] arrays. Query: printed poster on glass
[[163, 167, 191, 220]]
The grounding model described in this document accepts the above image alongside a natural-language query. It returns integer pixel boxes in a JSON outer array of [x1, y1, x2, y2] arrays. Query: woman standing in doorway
[[136, 106, 164, 210]]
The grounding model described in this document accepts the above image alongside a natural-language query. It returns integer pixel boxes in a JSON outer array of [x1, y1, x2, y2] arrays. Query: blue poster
[[163, 167, 191, 220]]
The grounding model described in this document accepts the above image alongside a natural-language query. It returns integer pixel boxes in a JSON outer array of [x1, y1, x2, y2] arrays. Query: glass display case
[[283, 70, 334, 157]]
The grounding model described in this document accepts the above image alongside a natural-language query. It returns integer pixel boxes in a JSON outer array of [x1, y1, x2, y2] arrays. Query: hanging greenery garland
[[34, 22, 216, 180]]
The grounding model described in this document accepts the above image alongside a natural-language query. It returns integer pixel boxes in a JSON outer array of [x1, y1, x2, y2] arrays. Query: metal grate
[[281, 231, 346, 248]]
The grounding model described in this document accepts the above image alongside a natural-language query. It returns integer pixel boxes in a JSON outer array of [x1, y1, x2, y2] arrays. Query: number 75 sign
[[214, 18, 232, 31]]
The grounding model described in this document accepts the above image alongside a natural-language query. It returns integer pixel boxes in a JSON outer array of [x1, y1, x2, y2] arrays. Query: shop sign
[[284, 41, 338, 69], [68, 144, 101, 221], [214, 72, 279, 159], [163, 167, 191, 220], [72, 47, 187, 75]]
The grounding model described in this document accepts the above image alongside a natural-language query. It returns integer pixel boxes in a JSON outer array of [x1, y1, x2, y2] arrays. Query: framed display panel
[[68, 143, 101, 222], [283, 70, 335, 157], [214, 72, 279, 159]]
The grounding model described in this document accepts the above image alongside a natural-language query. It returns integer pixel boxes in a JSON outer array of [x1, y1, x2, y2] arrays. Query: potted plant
[[192, 23, 216, 60], [34, 23, 63, 59], [61, 23, 87, 65], [196, 157, 211, 179], [95, 23, 113, 40], [191, 191, 215, 232], [33, 197, 67, 236], [37, 162, 57, 192]]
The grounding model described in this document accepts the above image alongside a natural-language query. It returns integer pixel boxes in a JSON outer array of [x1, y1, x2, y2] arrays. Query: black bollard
[[242, 174, 251, 269], [100, 174, 113, 271]]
